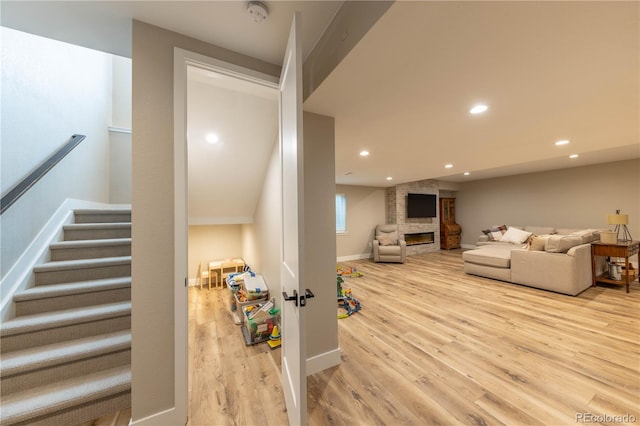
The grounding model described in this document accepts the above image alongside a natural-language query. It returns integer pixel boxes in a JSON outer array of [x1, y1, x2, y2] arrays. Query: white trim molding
[[337, 253, 371, 262], [108, 126, 132, 134], [189, 216, 254, 225], [306, 347, 341, 376], [130, 407, 178, 426]]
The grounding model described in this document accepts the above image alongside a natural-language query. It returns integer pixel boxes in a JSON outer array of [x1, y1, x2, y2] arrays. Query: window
[[336, 194, 346, 233]]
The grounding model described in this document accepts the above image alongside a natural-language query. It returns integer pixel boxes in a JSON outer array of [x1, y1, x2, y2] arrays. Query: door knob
[[300, 289, 315, 306], [282, 289, 298, 306]]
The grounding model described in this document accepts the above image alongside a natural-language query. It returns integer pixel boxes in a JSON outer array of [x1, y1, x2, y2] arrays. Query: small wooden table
[[591, 240, 639, 293], [209, 258, 245, 288]]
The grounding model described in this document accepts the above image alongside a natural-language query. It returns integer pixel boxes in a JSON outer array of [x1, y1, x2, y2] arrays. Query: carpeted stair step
[[13, 277, 131, 316], [49, 238, 131, 261], [0, 365, 131, 426], [73, 208, 131, 224], [0, 302, 131, 352], [1, 330, 131, 395], [63, 223, 131, 241], [34, 256, 131, 286]]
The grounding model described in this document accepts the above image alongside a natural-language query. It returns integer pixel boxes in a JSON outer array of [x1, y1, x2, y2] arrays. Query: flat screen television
[[407, 193, 437, 218]]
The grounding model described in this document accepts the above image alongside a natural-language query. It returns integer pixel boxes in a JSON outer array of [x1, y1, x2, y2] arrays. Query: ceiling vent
[[247, 1, 268, 23]]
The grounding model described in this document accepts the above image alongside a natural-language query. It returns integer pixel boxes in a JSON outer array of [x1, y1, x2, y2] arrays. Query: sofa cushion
[[524, 226, 555, 235], [500, 227, 532, 244], [462, 246, 513, 268], [545, 235, 584, 253], [376, 231, 398, 246], [569, 229, 600, 244], [378, 245, 401, 255], [556, 228, 582, 235]]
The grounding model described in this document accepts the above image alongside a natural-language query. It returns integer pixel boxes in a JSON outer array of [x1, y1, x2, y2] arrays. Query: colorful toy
[[267, 325, 281, 349], [337, 275, 361, 318], [337, 274, 345, 298], [336, 264, 363, 278]]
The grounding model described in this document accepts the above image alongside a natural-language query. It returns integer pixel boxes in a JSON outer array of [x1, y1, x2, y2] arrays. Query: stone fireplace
[[386, 179, 440, 255]]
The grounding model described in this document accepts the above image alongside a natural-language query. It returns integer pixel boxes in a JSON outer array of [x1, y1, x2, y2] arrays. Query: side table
[[591, 240, 639, 293]]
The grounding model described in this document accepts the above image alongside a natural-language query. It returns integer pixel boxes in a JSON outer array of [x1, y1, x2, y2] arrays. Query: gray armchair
[[373, 224, 406, 263]]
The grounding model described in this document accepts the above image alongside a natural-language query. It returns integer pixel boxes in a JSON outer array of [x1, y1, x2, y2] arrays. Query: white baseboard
[[337, 253, 371, 262], [306, 347, 341, 376], [461, 244, 476, 249], [130, 407, 183, 426], [0, 198, 124, 321]]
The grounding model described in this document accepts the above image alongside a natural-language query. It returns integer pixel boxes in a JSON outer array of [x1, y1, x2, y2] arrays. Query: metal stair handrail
[[1, 134, 86, 215]]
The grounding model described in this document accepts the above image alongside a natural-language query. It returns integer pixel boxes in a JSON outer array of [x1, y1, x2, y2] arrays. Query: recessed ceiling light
[[569, 154, 579, 159], [359, 150, 369, 157], [469, 104, 488, 114], [206, 133, 219, 144], [463, 172, 470, 176], [445, 164, 453, 169], [386, 177, 393, 181], [555, 140, 570, 146]]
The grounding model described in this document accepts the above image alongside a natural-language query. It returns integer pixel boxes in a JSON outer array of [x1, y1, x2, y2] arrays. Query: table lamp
[[606, 210, 632, 242]]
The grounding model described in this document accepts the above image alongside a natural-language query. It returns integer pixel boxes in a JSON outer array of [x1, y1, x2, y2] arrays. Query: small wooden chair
[[199, 261, 219, 289]]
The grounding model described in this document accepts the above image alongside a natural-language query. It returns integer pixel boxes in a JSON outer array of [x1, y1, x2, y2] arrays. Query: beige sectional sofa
[[463, 226, 604, 296]]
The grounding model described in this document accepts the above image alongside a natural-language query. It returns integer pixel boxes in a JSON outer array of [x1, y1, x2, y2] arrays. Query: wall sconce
[[606, 209, 632, 242]]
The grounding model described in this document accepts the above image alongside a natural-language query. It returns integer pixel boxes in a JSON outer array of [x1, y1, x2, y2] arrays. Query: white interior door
[[279, 11, 307, 426]]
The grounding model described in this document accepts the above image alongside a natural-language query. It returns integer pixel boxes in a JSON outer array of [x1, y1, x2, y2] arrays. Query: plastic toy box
[[229, 274, 269, 325]]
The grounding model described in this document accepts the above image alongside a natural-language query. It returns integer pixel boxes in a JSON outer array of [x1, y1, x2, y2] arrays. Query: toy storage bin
[[229, 274, 269, 325], [242, 314, 278, 345], [241, 308, 279, 345], [232, 291, 269, 324]]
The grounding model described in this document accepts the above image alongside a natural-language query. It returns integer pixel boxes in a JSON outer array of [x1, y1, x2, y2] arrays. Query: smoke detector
[[247, 1, 268, 23]]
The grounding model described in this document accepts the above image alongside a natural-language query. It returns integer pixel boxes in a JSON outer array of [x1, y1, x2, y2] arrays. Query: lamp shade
[[607, 213, 629, 225]]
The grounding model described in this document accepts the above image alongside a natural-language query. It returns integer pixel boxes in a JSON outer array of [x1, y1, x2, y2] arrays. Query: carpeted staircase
[[0, 208, 132, 426]]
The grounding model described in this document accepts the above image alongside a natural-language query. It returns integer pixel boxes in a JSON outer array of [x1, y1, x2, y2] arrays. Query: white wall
[[456, 159, 640, 249], [1, 27, 112, 279], [109, 130, 132, 203], [188, 224, 243, 281], [109, 55, 132, 203], [112, 56, 132, 129], [302, 112, 339, 371], [241, 141, 281, 297], [336, 184, 386, 260]]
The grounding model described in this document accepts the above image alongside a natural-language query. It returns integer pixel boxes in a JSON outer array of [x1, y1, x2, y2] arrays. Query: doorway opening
[[175, 48, 286, 423]]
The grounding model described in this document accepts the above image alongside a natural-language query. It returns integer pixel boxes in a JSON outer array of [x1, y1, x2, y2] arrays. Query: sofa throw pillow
[[482, 225, 507, 241], [376, 231, 397, 246], [529, 235, 550, 251], [500, 227, 532, 244], [544, 235, 583, 253]]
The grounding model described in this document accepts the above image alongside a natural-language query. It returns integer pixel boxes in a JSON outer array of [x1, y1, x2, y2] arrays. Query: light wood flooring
[[188, 250, 640, 426]]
